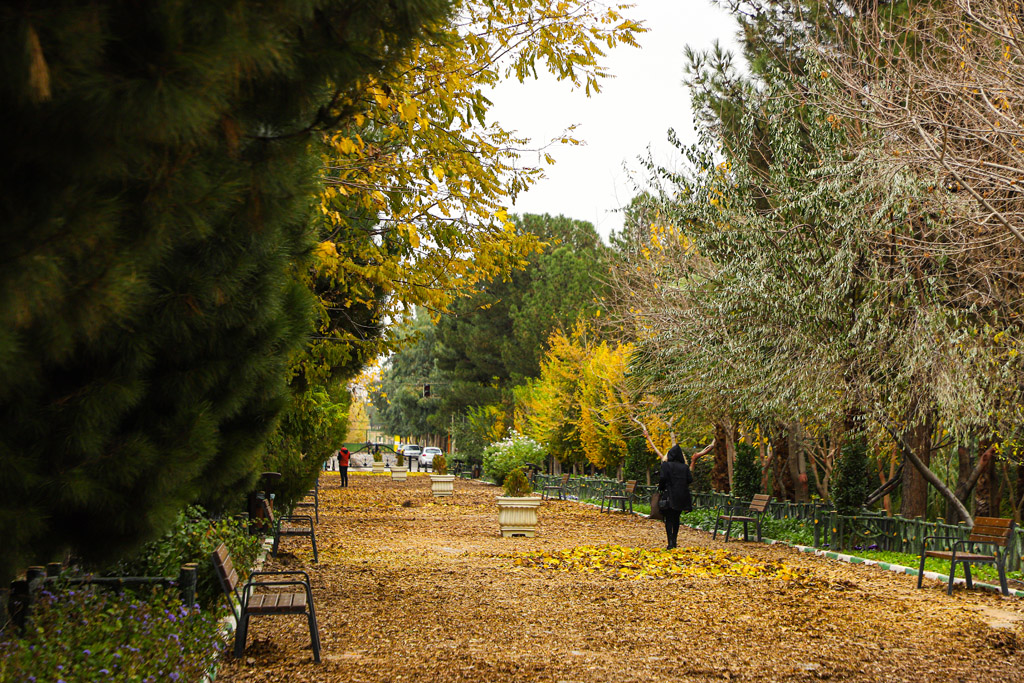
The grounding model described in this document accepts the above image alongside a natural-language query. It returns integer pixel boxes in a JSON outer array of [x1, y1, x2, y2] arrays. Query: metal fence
[[532, 474, 1024, 570]]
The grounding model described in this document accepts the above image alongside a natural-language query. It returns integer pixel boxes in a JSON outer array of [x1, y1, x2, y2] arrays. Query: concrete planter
[[371, 461, 386, 473], [430, 474, 456, 497], [390, 466, 408, 481], [496, 496, 542, 537]]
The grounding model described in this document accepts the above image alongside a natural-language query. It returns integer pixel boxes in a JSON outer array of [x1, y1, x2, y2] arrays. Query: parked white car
[[419, 447, 442, 468], [401, 444, 422, 464]]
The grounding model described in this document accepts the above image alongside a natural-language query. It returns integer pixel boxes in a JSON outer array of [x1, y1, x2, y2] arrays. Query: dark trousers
[[663, 508, 681, 549], [339, 466, 348, 487]]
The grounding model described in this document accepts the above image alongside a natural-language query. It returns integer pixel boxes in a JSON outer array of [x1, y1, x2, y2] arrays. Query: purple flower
[[83, 649, 91, 655]]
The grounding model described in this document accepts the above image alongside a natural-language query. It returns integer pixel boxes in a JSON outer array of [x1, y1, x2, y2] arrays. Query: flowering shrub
[[0, 586, 226, 682], [481, 431, 546, 485], [109, 505, 262, 608]]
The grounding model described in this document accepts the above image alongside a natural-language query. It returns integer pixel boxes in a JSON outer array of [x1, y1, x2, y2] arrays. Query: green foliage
[[433, 451, 448, 475], [733, 443, 762, 502], [450, 407, 504, 467], [831, 437, 871, 515], [691, 454, 714, 493], [372, 448, 383, 463], [0, 586, 226, 681], [396, 450, 406, 468], [264, 383, 350, 511], [482, 431, 547, 485], [623, 437, 659, 483], [108, 505, 262, 609], [0, 0, 449, 583], [502, 468, 533, 498]]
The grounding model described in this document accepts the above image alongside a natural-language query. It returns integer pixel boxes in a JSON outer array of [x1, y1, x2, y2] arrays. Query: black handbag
[[650, 492, 665, 520]]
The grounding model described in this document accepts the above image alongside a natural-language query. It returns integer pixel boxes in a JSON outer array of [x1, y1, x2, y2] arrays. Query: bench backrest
[[559, 473, 570, 486], [212, 543, 242, 619], [749, 494, 772, 513], [969, 517, 1015, 547], [624, 480, 637, 495]]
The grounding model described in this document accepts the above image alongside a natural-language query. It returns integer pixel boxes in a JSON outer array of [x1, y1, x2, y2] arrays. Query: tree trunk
[[945, 444, 972, 522], [975, 438, 997, 516], [787, 423, 810, 502], [883, 421, 972, 526], [772, 430, 792, 501], [900, 419, 931, 518], [712, 422, 730, 492], [725, 421, 736, 492]]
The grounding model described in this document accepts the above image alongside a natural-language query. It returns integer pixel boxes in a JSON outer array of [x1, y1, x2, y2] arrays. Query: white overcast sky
[[485, 0, 743, 241]]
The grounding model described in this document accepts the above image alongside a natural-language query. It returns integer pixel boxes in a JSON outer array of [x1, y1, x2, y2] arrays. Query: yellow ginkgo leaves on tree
[[512, 544, 813, 582]]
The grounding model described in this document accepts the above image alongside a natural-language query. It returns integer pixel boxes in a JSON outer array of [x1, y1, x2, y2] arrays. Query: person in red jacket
[[338, 447, 350, 487]]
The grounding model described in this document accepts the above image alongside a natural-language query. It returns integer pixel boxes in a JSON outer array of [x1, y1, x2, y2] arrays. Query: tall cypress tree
[[0, 0, 448, 581]]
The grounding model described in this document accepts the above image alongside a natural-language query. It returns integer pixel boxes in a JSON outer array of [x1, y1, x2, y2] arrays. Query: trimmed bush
[[502, 468, 532, 497], [433, 452, 448, 475]]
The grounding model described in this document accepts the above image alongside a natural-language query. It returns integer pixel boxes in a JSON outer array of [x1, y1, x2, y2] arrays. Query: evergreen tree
[[0, 0, 448, 582], [733, 443, 762, 502], [831, 437, 871, 515]]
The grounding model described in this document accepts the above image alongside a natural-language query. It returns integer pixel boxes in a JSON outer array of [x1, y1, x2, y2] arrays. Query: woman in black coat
[[658, 444, 693, 549]]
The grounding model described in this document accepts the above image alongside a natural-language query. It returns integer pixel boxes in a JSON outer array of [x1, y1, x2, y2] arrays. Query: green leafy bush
[[691, 454, 714, 492], [109, 505, 262, 609], [396, 450, 405, 467], [502, 468, 533, 497], [482, 431, 546, 485], [0, 586, 226, 682], [733, 443, 761, 502]]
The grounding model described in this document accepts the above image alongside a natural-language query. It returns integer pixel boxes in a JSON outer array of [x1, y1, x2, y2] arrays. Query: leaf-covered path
[[216, 473, 1024, 682]]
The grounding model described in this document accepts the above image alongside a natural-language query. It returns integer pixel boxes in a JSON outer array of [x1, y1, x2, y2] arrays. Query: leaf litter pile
[[216, 472, 1024, 683], [512, 544, 814, 582]]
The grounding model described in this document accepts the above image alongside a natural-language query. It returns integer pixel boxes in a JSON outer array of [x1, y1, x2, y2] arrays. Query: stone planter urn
[[371, 460, 386, 473], [390, 465, 408, 481], [496, 496, 542, 537], [430, 474, 456, 497]]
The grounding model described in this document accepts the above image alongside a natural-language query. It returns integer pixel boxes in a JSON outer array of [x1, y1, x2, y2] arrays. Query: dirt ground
[[215, 472, 1024, 682]]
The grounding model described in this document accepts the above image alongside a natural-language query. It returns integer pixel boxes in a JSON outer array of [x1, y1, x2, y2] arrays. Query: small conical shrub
[[434, 452, 448, 475], [503, 468, 532, 497]]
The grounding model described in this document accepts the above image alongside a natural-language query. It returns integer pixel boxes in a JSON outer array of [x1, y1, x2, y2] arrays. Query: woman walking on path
[[658, 444, 692, 549], [338, 446, 350, 487]]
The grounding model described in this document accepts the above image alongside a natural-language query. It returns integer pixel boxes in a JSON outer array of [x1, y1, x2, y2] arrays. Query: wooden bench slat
[[975, 516, 1013, 528]]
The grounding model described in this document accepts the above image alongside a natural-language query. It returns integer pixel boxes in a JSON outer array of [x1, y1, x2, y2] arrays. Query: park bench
[[211, 543, 321, 663], [293, 480, 319, 523], [712, 494, 772, 543], [542, 473, 570, 500], [917, 516, 1016, 596], [262, 498, 319, 563], [600, 480, 637, 514]]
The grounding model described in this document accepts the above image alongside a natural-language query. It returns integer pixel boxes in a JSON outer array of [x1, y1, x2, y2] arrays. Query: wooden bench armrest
[[921, 534, 962, 549], [952, 539, 1000, 555]]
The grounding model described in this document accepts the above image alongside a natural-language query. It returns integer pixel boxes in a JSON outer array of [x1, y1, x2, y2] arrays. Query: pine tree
[[733, 443, 762, 502], [0, 0, 449, 582]]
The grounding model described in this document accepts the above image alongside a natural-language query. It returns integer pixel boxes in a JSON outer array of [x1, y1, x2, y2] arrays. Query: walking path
[[215, 472, 1024, 682]]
